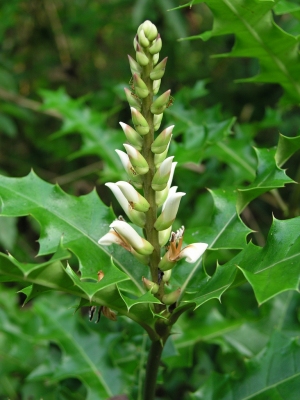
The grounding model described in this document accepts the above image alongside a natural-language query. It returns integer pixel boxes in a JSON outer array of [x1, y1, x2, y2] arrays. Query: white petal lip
[[159, 156, 174, 177], [115, 149, 130, 169], [162, 191, 185, 221], [179, 243, 208, 263], [105, 182, 128, 211], [110, 220, 153, 255], [123, 143, 139, 159], [98, 231, 122, 246], [116, 181, 140, 203]]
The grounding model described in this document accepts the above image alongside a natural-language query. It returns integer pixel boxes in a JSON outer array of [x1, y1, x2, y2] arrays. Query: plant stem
[[143, 339, 164, 400]]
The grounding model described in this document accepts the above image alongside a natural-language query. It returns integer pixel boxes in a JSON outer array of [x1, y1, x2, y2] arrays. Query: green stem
[[143, 339, 164, 400]]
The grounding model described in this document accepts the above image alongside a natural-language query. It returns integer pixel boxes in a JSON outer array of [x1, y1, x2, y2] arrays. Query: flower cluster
[[98, 20, 208, 305]]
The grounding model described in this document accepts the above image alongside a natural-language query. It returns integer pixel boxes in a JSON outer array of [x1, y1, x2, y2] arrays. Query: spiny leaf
[[178, 0, 300, 105], [177, 189, 251, 300], [0, 252, 158, 338], [275, 133, 300, 166], [0, 171, 145, 294], [191, 331, 300, 399], [237, 217, 300, 305], [237, 147, 294, 213]]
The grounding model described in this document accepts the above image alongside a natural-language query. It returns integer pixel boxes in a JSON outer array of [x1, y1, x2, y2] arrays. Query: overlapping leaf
[[191, 331, 300, 400], [237, 217, 300, 304], [177, 0, 300, 105]]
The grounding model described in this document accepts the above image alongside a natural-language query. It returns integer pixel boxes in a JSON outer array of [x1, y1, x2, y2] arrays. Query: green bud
[[133, 74, 149, 99], [115, 149, 142, 186], [124, 87, 141, 111], [123, 144, 149, 175], [162, 269, 172, 283], [142, 277, 159, 294], [119, 122, 143, 150], [138, 29, 150, 47], [150, 57, 168, 80], [159, 226, 172, 246], [152, 156, 174, 191], [154, 148, 169, 168], [149, 35, 162, 54], [161, 288, 181, 305], [139, 20, 158, 41], [154, 113, 163, 131], [136, 44, 149, 66], [128, 55, 142, 75], [131, 107, 150, 135], [151, 125, 174, 154], [153, 53, 159, 65], [151, 90, 171, 114], [158, 251, 176, 271], [153, 79, 161, 95]]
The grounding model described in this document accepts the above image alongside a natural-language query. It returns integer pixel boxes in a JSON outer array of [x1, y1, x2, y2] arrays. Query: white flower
[[154, 191, 185, 231]]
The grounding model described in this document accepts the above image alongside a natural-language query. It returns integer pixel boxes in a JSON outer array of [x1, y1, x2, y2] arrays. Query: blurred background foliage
[[0, 0, 300, 399]]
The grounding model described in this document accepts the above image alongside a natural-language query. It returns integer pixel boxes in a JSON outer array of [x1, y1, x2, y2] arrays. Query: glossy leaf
[[237, 217, 300, 305], [237, 147, 294, 213], [179, 0, 300, 105], [191, 331, 300, 400]]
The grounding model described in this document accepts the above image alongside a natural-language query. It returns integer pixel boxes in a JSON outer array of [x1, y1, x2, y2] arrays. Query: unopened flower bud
[[128, 55, 142, 75], [158, 251, 176, 271], [133, 74, 149, 99], [162, 288, 181, 305], [159, 226, 172, 246], [150, 57, 167, 80], [133, 34, 138, 51], [154, 113, 163, 131], [162, 269, 172, 283], [153, 53, 159, 65], [116, 181, 150, 212], [139, 20, 158, 41], [119, 122, 143, 150], [136, 44, 149, 66], [124, 88, 141, 112], [149, 35, 162, 54], [138, 29, 150, 47], [131, 107, 150, 135], [151, 125, 174, 154], [110, 220, 154, 255], [123, 144, 149, 175], [156, 166, 177, 207], [154, 147, 169, 168], [152, 156, 174, 191], [115, 149, 142, 187], [142, 277, 159, 294], [151, 90, 171, 114], [105, 182, 146, 227], [153, 79, 161, 95], [154, 191, 185, 231]]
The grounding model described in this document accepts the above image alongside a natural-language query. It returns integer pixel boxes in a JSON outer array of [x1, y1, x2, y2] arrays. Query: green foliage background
[[0, 0, 300, 399]]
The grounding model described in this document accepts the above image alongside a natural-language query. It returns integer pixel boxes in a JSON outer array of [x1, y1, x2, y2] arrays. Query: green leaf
[[275, 133, 300, 166], [237, 217, 300, 304], [30, 295, 123, 400], [191, 331, 300, 400], [237, 147, 294, 213], [179, 0, 300, 105], [177, 189, 251, 302]]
